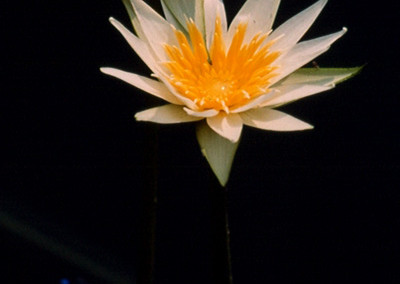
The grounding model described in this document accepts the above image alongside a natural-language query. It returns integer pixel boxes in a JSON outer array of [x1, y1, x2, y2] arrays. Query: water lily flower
[[101, 0, 360, 186]]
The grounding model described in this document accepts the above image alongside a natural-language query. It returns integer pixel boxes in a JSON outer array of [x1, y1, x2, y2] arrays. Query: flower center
[[163, 16, 280, 112]]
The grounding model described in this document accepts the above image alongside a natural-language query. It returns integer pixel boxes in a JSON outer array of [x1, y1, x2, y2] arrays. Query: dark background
[[1, 0, 399, 283]]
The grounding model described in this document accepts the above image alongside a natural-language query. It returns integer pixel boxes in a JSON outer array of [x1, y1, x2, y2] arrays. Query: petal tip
[[134, 113, 141, 121], [299, 122, 314, 130], [134, 111, 148, 121], [99, 67, 115, 76], [230, 137, 240, 143]]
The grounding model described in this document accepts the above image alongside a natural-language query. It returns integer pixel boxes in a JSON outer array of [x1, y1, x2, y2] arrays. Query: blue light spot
[[60, 279, 70, 284]]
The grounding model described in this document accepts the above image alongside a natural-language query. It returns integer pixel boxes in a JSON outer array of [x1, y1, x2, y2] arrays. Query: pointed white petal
[[207, 113, 243, 143], [122, 0, 145, 39], [196, 121, 240, 186], [109, 18, 158, 73], [228, 0, 280, 44], [108, 18, 201, 110], [184, 107, 219, 117], [241, 108, 313, 131], [100, 67, 183, 105], [262, 83, 333, 107], [130, 0, 178, 61], [271, 28, 347, 84], [156, 80, 200, 110], [268, 0, 327, 52], [231, 91, 276, 113], [204, 0, 227, 48], [135, 104, 203, 124], [278, 66, 363, 86]]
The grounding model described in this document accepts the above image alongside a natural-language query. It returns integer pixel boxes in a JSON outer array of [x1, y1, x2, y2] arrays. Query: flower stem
[[137, 125, 159, 284], [209, 182, 233, 284]]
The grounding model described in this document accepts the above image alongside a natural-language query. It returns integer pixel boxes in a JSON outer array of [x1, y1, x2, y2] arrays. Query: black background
[[1, 0, 399, 283]]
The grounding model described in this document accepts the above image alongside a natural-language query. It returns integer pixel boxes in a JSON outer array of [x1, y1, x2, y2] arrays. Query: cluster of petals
[[101, 0, 347, 143]]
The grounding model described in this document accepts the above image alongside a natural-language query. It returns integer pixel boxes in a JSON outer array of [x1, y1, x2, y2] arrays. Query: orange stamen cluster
[[163, 17, 280, 112]]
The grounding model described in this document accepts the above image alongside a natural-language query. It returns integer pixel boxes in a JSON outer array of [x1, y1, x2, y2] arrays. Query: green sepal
[[196, 121, 239, 187], [160, 0, 205, 35], [280, 66, 364, 86]]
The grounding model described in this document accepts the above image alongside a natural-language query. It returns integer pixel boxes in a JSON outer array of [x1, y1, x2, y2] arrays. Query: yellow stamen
[[163, 17, 280, 112]]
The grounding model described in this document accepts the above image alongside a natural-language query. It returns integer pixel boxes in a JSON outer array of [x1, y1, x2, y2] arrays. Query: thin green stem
[[210, 182, 233, 284]]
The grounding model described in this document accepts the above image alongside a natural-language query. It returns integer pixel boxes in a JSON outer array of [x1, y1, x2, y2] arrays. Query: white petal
[[207, 113, 243, 143], [157, 80, 200, 110], [108, 18, 200, 110], [184, 107, 219, 117], [100, 67, 183, 105], [109, 18, 158, 73], [196, 121, 240, 186], [135, 104, 203, 124], [122, 0, 145, 39], [204, 0, 227, 48], [268, 0, 327, 52], [262, 83, 333, 107], [241, 108, 313, 131], [278, 67, 363, 86], [271, 28, 347, 84], [130, 0, 178, 61], [227, 0, 280, 44], [231, 91, 275, 113]]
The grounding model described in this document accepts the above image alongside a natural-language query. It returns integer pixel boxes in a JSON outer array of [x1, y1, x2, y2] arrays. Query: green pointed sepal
[[281, 66, 364, 86], [196, 121, 239, 187], [160, 0, 205, 36]]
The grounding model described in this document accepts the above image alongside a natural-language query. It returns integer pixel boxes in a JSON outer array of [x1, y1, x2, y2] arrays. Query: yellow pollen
[[163, 16, 280, 112]]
